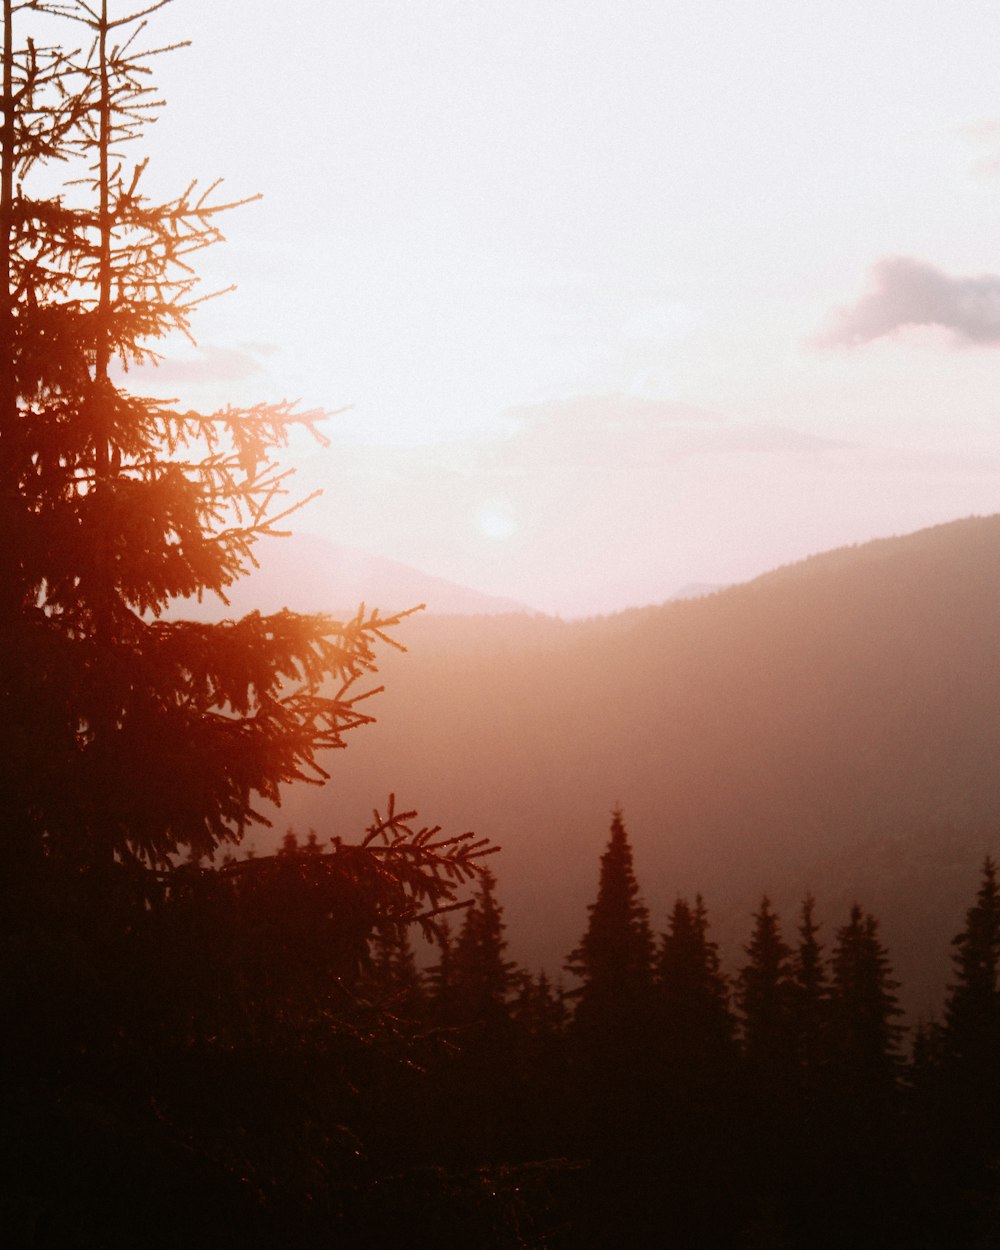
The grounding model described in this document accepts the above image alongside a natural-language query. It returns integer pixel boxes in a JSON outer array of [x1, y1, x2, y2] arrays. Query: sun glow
[[477, 502, 517, 541]]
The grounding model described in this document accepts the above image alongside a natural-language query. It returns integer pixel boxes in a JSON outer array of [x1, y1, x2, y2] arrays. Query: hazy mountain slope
[[173, 531, 531, 619], [260, 514, 1000, 1016]]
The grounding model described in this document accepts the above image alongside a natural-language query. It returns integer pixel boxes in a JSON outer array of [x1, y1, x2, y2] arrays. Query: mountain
[[252, 514, 1000, 1017], [668, 582, 728, 601], [173, 532, 532, 620]]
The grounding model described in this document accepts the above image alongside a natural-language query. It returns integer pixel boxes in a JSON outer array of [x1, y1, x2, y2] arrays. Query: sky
[[113, 0, 1000, 616]]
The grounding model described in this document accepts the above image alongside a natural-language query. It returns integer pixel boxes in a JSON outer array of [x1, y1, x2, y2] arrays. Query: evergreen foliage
[[511, 970, 568, 1040], [370, 918, 425, 1019], [425, 916, 457, 1023], [789, 892, 828, 1077], [0, 8, 512, 1242], [655, 894, 734, 1070], [0, 0, 413, 880], [943, 855, 1000, 1073], [564, 807, 654, 1039], [737, 895, 794, 1072], [452, 865, 518, 1028], [828, 903, 903, 1093]]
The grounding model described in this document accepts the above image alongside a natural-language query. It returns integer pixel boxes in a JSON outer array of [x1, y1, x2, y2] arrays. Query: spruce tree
[[737, 895, 794, 1073], [0, 10, 506, 1241], [943, 856, 1000, 1075], [828, 904, 903, 1095], [655, 894, 734, 1073], [789, 892, 828, 1078], [565, 807, 654, 1041], [0, 0, 411, 883], [424, 917, 457, 1025], [452, 866, 517, 1029], [369, 918, 425, 1020], [511, 971, 568, 1041]]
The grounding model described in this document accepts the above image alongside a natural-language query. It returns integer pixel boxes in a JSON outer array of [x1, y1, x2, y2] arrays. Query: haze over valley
[[233, 513, 1000, 1020]]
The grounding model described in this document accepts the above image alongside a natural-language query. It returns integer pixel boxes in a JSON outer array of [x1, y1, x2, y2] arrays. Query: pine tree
[[425, 916, 455, 1020], [452, 866, 517, 1029], [737, 895, 794, 1072], [369, 918, 425, 1019], [511, 971, 568, 1041], [0, 10, 508, 1241], [828, 904, 903, 1094], [655, 894, 734, 1072], [0, 0, 412, 884], [565, 807, 654, 1042], [943, 856, 1000, 1075], [789, 892, 828, 1078]]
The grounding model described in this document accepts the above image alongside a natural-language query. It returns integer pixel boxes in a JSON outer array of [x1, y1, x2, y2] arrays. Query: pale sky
[[116, 0, 1000, 615]]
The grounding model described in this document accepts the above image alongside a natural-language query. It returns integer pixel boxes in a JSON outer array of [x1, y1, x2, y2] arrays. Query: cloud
[[818, 257, 1000, 347], [127, 344, 266, 384], [486, 393, 721, 469], [953, 118, 1000, 180], [237, 340, 280, 357], [955, 118, 1000, 141], [480, 394, 852, 475], [505, 392, 723, 434]]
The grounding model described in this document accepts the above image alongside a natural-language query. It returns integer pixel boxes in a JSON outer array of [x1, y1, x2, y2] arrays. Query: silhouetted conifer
[[789, 893, 828, 1078], [943, 856, 1000, 1075], [655, 894, 734, 1072], [0, 0, 414, 885], [452, 867, 517, 1029], [370, 920, 425, 1020], [511, 971, 569, 1040], [425, 917, 456, 1023], [909, 1017, 944, 1080], [738, 896, 795, 1073], [565, 808, 654, 1041], [828, 904, 903, 1094]]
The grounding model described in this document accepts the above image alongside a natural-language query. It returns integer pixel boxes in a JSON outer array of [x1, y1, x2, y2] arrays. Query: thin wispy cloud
[[486, 394, 723, 470], [818, 257, 1000, 348], [237, 340, 280, 357], [953, 118, 1000, 180], [128, 344, 266, 384]]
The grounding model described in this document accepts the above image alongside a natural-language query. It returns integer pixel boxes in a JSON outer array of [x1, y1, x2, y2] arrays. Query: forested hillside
[[272, 513, 1000, 1014]]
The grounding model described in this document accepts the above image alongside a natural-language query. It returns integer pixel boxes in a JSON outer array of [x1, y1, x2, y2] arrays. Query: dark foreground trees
[[0, 5, 513, 1245]]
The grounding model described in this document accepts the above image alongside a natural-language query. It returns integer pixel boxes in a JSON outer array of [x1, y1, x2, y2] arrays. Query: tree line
[[13, 807, 1000, 1247], [343, 809, 1000, 1248]]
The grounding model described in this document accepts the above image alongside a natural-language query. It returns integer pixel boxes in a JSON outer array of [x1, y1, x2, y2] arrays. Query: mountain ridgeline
[[271, 514, 1000, 1015]]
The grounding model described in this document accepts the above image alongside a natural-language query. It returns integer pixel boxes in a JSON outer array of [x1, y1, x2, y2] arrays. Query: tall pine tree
[[789, 892, 828, 1080], [737, 895, 794, 1074], [0, 0, 412, 888], [943, 856, 1000, 1075], [655, 894, 734, 1075], [828, 904, 903, 1097], [452, 866, 517, 1030], [565, 807, 654, 1043]]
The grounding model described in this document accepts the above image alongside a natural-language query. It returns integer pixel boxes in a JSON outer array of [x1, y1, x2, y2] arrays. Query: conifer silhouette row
[[551, 811, 906, 1086], [412, 810, 997, 1097]]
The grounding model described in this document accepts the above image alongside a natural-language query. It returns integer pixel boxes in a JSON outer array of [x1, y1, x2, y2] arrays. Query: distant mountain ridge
[[257, 513, 1000, 1017], [668, 581, 727, 601], [174, 532, 532, 620]]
